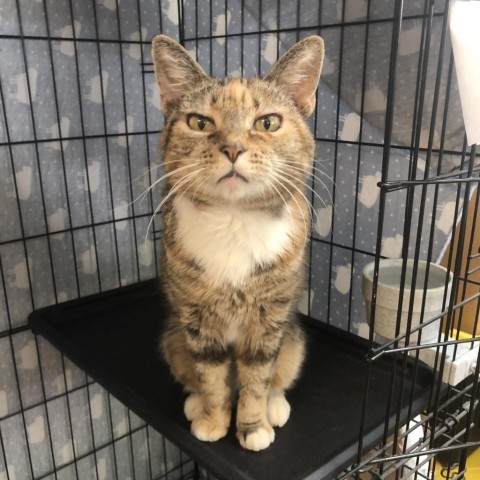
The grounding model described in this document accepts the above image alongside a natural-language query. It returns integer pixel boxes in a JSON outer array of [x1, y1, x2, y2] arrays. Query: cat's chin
[[189, 179, 286, 210], [213, 178, 267, 203]]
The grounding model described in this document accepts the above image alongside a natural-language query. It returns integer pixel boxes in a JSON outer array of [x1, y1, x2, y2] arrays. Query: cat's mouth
[[217, 169, 249, 183]]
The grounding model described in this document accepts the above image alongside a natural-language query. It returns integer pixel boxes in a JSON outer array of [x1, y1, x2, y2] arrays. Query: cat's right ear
[[152, 35, 208, 112]]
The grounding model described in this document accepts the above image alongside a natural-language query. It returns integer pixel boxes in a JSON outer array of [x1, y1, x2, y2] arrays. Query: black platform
[[28, 280, 435, 480]]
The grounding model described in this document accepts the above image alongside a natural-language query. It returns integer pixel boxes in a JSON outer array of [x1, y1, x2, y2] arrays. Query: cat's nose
[[221, 144, 246, 164]]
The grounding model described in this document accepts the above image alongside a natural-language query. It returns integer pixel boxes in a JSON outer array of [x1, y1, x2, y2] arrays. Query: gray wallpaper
[[0, 0, 468, 478]]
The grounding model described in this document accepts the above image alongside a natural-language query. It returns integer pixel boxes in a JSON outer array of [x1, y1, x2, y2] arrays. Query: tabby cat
[[152, 34, 324, 451]]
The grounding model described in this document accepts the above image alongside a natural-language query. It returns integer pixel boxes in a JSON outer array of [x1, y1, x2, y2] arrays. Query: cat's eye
[[187, 114, 216, 132], [253, 114, 282, 133]]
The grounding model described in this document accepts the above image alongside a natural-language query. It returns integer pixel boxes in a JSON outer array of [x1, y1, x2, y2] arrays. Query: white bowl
[[362, 259, 453, 344]]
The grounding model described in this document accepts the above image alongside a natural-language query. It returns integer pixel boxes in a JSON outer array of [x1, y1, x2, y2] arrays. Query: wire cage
[[1, 0, 479, 479]]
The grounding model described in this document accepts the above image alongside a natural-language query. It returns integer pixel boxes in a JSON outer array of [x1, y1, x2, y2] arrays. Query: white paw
[[238, 425, 275, 451], [184, 393, 203, 421], [191, 416, 228, 442], [267, 394, 291, 427]]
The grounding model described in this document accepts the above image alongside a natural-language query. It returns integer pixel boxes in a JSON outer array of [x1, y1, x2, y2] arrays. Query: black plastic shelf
[[28, 280, 435, 480]]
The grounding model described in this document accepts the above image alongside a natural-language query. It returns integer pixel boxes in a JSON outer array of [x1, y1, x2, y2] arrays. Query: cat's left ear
[[265, 36, 324, 117], [151, 35, 208, 112]]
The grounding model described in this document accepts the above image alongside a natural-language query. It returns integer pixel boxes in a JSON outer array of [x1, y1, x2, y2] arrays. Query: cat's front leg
[[188, 342, 232, 442], [162, 321, 232, 441], [235, 348, 278, 451]]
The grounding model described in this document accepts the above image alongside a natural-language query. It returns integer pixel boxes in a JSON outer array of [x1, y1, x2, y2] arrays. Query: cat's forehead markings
[[225, 79, 248, 104]]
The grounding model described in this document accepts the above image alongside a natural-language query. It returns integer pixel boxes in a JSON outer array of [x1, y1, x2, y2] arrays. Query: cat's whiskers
[[145, 169, 203, 244], [282, 163, 334, 206], [309, 164, 339, 196], [275, 167, 327, 212], [291, 157, 337, 185], [264, 177, 293, 222], [163, 168, 205, 210], [131, 158, 192, 186], [281, 163, 335, 209], [270, 170, 313, 222], [133, 162, 202, 208], [141, 162, 202, 202], [266, 175, 309, 249], [145, 168, 205, 245], [288, 160, 339, 197], [277, 168, 332, 216], [176, 171, 206, 206], [305, 165, 340, 208], [271, 171, 318, 227], [191, 176, 209, 203], [131, 164, 161, 185], [300, 161, 336, 185]]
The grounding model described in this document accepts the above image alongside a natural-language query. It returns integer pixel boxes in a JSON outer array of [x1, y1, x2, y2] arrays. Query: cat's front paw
[[236, 420, 275, 451], [191, 416, 228, 442], [191, 411, 230, 442], [267, 393, 291, 427]]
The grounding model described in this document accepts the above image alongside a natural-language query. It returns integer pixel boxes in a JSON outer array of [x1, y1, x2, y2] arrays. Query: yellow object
[[435, 443, 480, 478], [434, 328, 480, 478], [468, 446, 480, 477], [450, 329, 472, 340]]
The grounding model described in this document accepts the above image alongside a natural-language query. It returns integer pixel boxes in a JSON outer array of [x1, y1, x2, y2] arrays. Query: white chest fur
[[173, 197, 294, 287]]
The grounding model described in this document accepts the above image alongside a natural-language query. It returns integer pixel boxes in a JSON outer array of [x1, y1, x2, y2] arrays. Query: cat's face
[[152, 36, 324, 209], [160, 78, 316, 205]]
